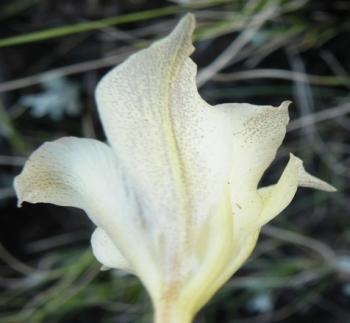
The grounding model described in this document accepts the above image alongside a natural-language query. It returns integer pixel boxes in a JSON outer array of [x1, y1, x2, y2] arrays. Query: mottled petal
[[215, 102, 290, 232], [258, 154, 336, 226], [95, 14, 233, 279], [91, 227, 132, 272], [223, 101, 290, 190]]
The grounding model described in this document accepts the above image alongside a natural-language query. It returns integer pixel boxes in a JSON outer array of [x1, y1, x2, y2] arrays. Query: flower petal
[[14, 137, 123, 228], [215, 102, 290, 233], [14, 137, 160, 296], [95, 14, 234, 277], [258, 154, 336, 226], [91, 227, 132, 272], [222, 101, 291, 190], [193, 230, 260, 313]]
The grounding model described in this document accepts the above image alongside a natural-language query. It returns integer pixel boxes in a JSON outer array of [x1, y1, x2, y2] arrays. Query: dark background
[[0, 0, 349, 322]]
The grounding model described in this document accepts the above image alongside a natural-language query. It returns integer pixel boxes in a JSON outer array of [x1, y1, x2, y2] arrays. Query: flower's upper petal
[[14, 137, 160, 296], [258, 154, 336, 226], [91, 227, 132, 272], [95, 14, 233, 277], [223, 101, 290, 189]]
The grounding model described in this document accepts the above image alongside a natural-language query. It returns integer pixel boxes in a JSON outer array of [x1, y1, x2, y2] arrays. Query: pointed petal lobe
[[258, 154, 336, 226]]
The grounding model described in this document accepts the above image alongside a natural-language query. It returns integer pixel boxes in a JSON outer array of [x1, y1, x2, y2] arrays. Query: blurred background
[[0, 0, 349, 322]]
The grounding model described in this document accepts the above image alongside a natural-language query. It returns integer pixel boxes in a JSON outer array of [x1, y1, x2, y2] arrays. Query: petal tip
[[179, 13, 196, 31], [13, 175, 24, 207], [278, 101, 291, 121], [100, 265, 110, 271], [17, 199, 23, 208], [325, 185, 337, 193], [170, 12, 196, 50], [280, 100, 292, 110], [274, 100, 290, 126], [289, 153, 337, 192]]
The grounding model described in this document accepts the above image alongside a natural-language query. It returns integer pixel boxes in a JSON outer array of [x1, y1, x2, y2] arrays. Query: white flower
[[14, 14, 335, 323]]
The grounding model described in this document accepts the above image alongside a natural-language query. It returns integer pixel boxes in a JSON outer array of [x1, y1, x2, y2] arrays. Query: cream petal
[[95, 13, 292, 283], [180, 190, 234, 312], [95, 14, 233, 277], [258, 154, 336, 226], [14, 137, 160, 296], [186, 105, 294, 307], [221, 101, 291, 190], [14, 137, 124, 228], [193, 230, 260, 313], [214, 102, 290, 233], [91, 227, 132, 272]]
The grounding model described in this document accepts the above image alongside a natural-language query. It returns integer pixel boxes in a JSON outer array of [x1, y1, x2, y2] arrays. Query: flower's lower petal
[[258, 154, 336, 226], [14, 137, 123, 227], [91, 227, 132, 272], [15, 137, 161, 296]]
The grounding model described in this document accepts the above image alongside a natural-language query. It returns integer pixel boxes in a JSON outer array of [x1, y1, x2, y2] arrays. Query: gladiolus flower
[[14, 14, 335, 323]]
